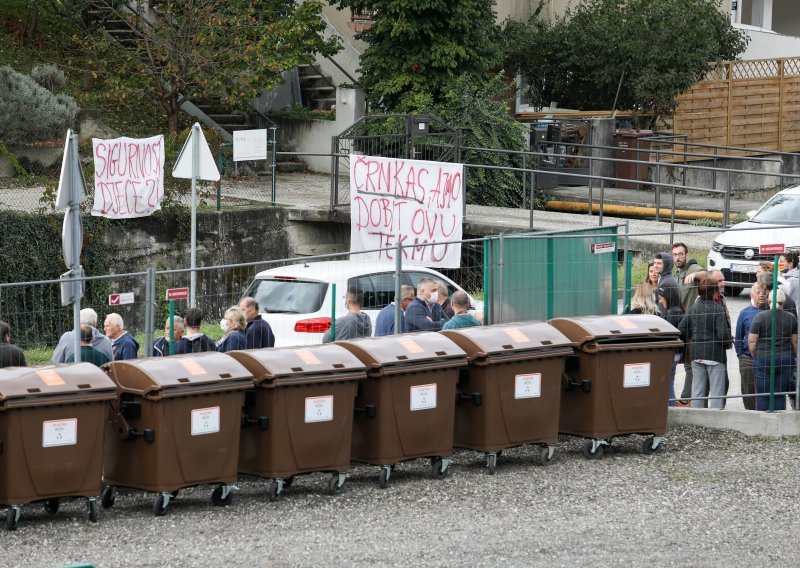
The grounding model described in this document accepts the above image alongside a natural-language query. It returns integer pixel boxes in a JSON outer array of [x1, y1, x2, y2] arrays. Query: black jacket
[[678, 299, 731, 364], [0, 341, 26, 368]]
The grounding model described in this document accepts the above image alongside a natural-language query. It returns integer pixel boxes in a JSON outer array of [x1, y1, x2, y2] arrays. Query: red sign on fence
[[166, 287, 190, 301], [759, 244, 785, 255], [590, 242, 616, 255]]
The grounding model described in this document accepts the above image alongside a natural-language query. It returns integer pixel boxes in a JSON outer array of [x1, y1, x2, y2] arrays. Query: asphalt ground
[[2, 422, 798, 568]]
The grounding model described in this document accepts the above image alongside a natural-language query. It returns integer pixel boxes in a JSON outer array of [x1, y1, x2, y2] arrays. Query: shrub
[[0, 66, 78, 145], [30, 63, 66, 92]]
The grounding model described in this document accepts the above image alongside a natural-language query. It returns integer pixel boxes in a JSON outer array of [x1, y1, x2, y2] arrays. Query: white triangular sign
[[172, 123, 220, 181], [55, 129, 88, 211]]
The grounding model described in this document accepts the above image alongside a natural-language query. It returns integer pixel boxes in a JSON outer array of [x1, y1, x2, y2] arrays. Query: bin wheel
[[6, 507, 20, 531], [88, 498, 98, 523], [642, 437, 663, 455], [486, 453, 497, 475], [583, 442, 604, 460], [539, 445, 554, 466], [211, 485, 233, 507], [378, 466, 392, 489], [431, 458, 448, 479], [101, 486, 116, 509], [43, 499, 59, 515], [328, 473, 346, 495], [268, 480, 284, 502], [153, 494, 170, 517]]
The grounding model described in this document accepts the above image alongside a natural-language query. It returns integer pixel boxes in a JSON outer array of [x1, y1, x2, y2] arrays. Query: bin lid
[[337, 332, 467, 374], [441, 321, 573, 361], [104, 352, 253, 398], [226, 344, 367, 386], [0, 364, 117, 409], [548, 314, 680, 345]]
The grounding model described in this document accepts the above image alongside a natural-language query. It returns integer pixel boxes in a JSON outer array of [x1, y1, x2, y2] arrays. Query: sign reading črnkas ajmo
[[349, 155, 463, 268], [91, 135, 165, 218]]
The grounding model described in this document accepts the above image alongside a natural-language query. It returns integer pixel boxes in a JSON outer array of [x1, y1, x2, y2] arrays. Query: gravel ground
[[2, 424, 799, 568]]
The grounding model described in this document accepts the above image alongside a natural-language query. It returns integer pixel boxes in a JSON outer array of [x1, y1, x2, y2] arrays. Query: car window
[[348, 272, 397, 310], [752, 194, 800, 225], [247, 279, 328, 314]]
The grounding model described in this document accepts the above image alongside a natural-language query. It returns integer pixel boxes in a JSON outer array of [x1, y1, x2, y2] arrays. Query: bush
[[30, 63, 66, 92], [0, 66, 78, 145]]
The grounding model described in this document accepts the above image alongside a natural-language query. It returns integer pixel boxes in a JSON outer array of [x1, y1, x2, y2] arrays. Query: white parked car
[[708, 185, 800, 295], [241, 260, 483, 347]]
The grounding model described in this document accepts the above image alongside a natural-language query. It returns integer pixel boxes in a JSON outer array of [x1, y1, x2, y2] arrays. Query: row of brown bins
[[0, 314, 680, 530]]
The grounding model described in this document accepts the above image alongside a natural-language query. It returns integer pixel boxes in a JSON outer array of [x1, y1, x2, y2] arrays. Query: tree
[[56, 1, 339, 135], [332, 0, 502, 111], [504, 0, 748, 124]]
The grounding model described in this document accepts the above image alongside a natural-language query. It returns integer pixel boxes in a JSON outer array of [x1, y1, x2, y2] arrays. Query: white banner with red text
[[91, 135, 165, 218], [350, 155, 463, 268]]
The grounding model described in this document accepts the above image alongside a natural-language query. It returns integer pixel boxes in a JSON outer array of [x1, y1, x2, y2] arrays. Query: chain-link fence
[[2, 225, 798, 412]]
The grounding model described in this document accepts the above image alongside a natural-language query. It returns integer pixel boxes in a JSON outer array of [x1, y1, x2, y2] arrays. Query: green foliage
[[333, 0, 502, 111], [0, 210, 111, 349], [30, 62, 65, 91], [0, 65, 78, 144], [504, 0, 748, 123], [689, 217, 722, 227], [60, 0, 340, 135], [422, 74, 526, 207]]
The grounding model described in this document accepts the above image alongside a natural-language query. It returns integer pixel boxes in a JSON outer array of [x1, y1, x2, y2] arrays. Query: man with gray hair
[[435, 281, 455, 319], [104, 313, 139, 360], [405, 277, 450, 332], [375, 285, 415, 336], [152, 316, 188, 356], [52, 307, 112, 363]]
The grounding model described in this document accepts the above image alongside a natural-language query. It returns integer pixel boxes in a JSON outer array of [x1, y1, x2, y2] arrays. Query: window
[[348, 272, 398, 310], [246, 278, 328, 314]]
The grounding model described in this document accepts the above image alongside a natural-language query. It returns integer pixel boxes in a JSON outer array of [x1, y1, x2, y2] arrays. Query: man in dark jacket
[[653, 252, 680, 295], [0, 321, 27, 368], [405, 277, 450, 332], [239, 296, 275, 349], [104, 313, 139, 360], [152, 316, 189, 356], [182, 308, 217, 352]]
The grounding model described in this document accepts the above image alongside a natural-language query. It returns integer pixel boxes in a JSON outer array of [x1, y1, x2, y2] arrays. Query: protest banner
[[91, 135, 165, 218], [350, 155, 463, 268]]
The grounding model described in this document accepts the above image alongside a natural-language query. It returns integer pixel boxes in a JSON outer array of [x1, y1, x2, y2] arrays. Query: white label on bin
[[191, 406, 220, 436], [305, 395, 334, 423], [515, 373, 542, 399], [410, 383, 437, 411], [624, 363, 651, 388], [42, 418, 77, 447]]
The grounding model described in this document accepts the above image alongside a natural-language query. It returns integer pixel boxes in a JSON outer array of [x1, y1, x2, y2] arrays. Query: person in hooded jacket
[[655, 282, 684, 407], [182, 308, 217, 353], [653, 252, 680, 293], [322, 287, 372, 343]]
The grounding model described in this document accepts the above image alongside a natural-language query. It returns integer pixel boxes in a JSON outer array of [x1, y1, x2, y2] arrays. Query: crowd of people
[[628, 243, 799, 411], [0, 278, 480, 370]]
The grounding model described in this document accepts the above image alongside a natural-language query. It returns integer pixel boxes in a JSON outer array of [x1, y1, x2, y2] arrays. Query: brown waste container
[[613, 129, 653, 189], [102, 352, 253, 516], [0, 364, 116, 531], [548, 314, 682, 459], [227, 345, 366, 500], [337, 333, 467, 488], [442, 322, 574, 474]]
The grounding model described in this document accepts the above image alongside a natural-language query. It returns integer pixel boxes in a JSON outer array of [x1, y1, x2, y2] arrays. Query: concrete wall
[[273, 87, 365, 173]]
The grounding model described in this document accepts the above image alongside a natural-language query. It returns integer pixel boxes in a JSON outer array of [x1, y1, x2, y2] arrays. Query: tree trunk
[[25, 1, 38, 45]]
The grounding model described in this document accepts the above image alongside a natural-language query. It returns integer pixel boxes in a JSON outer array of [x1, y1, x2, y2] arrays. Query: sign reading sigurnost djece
[[349, 155, 463, 268], [91, 135, 165, 218]]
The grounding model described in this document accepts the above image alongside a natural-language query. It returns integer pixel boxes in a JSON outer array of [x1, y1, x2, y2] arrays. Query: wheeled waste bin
[[548, 314, 682, 459], [0, 364, 116, 530], [227, 345, 366, 500], [442, 322, 574, 473], [338, 333, 467, 488], [102, 352, 253, 515]]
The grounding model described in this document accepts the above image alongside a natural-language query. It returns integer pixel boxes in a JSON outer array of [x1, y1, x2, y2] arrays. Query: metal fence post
[[330, 136, 338, 211], [623, 220, 631, 312], [144, 267, 155, 358], [498, 233, 505, 324], [546, 236, 555, 320], [270, 127, 277, 206], [522, 153, 527, 209], [769, 262, 778, 412], [599, 178, 605, 226], [655, 157, 661, 222], [483, 237, 489, 325], [394, 241, 402, 335], [330, 283, 337, 341], [529, 163, 537, 230]]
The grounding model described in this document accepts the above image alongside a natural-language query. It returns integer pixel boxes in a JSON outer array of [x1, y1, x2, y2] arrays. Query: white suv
[[708, 185, 800, 294], [241, 260, 482, 347]]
